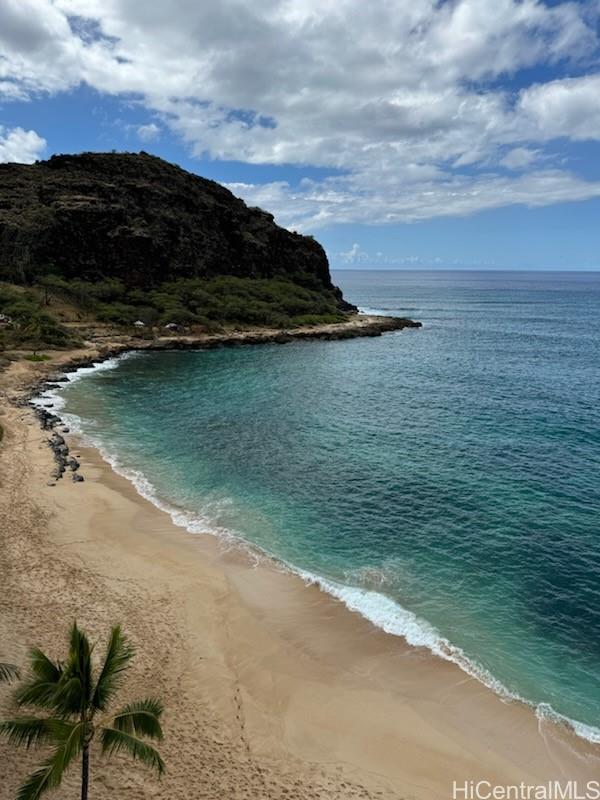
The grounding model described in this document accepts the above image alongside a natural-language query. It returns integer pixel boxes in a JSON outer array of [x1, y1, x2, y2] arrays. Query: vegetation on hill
[[0, 151, 356, 348], [0, 284, 75, 352], [41, 274, 348, 329]]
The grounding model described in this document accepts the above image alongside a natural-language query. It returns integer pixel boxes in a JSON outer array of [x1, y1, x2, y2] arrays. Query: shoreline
[[28, 355, 600, 748], [2, 322, 600, 798], [3, 313, 421, 408]]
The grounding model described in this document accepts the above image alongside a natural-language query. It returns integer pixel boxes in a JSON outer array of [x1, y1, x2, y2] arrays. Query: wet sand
[[1, 353, 599, 800]]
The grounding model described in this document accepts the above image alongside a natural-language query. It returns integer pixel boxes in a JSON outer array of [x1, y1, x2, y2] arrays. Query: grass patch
[[24, 353, 51, 362], [39, 275, 350, 330], [0, 283, 77, 351]]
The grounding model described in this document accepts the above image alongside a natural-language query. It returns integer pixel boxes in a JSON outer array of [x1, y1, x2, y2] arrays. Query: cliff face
[[0, 152, 352, 308]]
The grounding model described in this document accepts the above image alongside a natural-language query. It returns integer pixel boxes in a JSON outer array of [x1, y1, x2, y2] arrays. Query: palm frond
[[36, 624, 93, 716], [14, 648, 62, 710], [0, 717, 74, 749], [15, 760, 57, 800], [112, 698, 164, 740], [15, 680, 60, 711], [100, 727, 164, 775], [0, 662, 20, 683], [65, 623, 93, 709], [51, 676, 86, 717], [29, 649, 61, 684], [15, 722, 83, 800], [52, 720, 84, 773], [92, 626, 134, 711]]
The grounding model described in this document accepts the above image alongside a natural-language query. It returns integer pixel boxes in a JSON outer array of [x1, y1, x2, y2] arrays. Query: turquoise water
[[40, 270, 600, 739]]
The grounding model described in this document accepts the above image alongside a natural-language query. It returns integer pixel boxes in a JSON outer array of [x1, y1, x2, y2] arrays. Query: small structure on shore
[[133, 320, 145, 328]]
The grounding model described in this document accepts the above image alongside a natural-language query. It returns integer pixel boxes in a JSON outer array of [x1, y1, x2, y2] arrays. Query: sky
[[1, 1, 600, 270]]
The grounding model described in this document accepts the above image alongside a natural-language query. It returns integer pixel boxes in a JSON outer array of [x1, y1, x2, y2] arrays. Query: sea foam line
[[31, 354, 600, 747], [30, 352, 140, 414]]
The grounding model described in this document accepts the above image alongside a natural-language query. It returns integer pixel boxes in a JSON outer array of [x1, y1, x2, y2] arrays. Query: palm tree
[[0, 662, 20, 683], [0, 623, 164, 800]]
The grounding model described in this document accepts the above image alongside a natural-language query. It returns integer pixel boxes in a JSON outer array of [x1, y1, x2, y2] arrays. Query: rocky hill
[[0, 151, 352, 309]]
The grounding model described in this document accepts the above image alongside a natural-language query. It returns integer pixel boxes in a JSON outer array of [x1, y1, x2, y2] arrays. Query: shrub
[[2, 274, 348, 335], [0, 285, 74, 349]]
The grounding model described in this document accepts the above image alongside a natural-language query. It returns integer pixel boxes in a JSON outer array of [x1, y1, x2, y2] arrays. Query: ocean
[[36, 270, 600, 741]]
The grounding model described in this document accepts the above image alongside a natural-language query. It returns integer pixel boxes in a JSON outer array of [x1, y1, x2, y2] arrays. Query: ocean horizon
[[34, 269, 600, 743]]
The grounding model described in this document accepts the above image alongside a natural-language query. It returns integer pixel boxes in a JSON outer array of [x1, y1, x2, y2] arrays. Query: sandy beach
[[1, 346, 600, 800]]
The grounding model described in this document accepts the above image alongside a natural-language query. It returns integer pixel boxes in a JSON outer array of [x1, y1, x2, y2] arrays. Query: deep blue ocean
[[39, 270, 600, 740]]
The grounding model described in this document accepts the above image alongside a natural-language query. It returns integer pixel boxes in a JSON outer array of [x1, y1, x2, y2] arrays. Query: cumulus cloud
[[137, 122, 160, 142], [1, 0, 599, 224], [0, 126, 46, 163], [339, 243, 369, 265], [518, 74, 600, 141]]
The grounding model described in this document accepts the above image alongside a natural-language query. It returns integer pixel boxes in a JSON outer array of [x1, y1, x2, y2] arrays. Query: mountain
[[0, 151, 354, 311]]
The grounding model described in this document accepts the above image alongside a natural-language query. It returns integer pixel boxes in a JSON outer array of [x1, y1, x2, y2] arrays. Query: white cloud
[[331, 249, 497, 268], [500, 147, 541, 170], [0, 0, 599, 224], [228, 168, 600, 230], [339, 243, 369, 265], [136, 122, 160, 142], [518, 74, 600, 141], [0, 126, 46, 163]]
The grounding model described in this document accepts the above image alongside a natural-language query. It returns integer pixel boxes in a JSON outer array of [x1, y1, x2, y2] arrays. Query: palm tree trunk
[[81, 745, 89, 800]]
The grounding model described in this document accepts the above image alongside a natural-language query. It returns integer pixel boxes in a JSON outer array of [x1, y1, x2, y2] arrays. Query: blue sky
[[1, 0, 600, 270]]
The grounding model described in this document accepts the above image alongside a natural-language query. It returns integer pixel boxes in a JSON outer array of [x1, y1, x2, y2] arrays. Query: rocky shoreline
[[7, 314, 421, 486], [33, 407, 82, 485], [18, 314, 420, 398], [3, 310, 598, 799]]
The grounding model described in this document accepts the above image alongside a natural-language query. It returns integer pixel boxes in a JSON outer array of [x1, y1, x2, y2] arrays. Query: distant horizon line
[[330, 266, 600, 272]]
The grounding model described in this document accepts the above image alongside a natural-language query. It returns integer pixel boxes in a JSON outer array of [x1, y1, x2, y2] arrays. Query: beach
[[1, 344, 600, 800]]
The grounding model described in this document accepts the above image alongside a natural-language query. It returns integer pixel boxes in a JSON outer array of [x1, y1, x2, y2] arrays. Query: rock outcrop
[[0, 151, 354, 310]]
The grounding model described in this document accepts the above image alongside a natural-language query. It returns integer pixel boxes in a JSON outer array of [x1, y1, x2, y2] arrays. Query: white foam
[[296, 570, 513, 690], [536, 704, 600, 745], [62, 423, 234, 542], [31, 352, 242, 541], [571, 719, 600, 745], [358, 306, 390, 316], [29, 353, 600, 748], [294, 572, 600, 745], [30, 352, 138, 414]]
